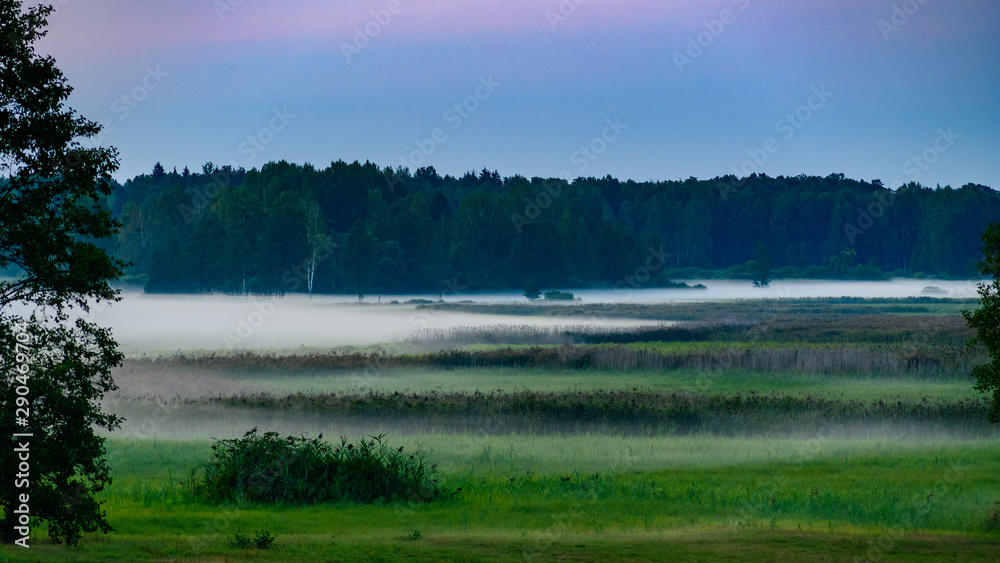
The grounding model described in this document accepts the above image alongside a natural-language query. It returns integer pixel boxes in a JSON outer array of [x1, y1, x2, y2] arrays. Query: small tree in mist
[[523, 278, 541, 300], [1, 0, 124, 545], [963, 221, 1000, 423]]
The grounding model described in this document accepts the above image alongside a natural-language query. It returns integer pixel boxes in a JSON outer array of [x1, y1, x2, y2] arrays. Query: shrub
[[193, 429, 442, 505], [543, 289, 575, 300], [229, 529, 276, 550], [524, 279, 541, 300], [986, 501, 999, 532]]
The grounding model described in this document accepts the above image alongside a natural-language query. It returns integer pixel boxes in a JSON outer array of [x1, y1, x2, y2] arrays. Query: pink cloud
[[41, 0, 706, 56], [216, 0, 699, 44]]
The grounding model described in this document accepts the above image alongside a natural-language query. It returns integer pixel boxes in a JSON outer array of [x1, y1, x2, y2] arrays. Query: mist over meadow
[[43, 279, 976, 354], [4, 1, 998, 559]]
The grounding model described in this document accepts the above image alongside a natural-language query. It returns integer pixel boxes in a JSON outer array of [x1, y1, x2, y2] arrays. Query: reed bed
[[397, 314, 974, 347], [416, 297, 974, 321], [180, 389, 994, 437], [129, 341, 979, 377], [395, 322, 740, 347]]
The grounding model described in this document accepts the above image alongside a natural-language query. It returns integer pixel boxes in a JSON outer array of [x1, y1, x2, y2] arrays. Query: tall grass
[[416, 297, 975, 321], [191, 390, 994, 437], [397, 313, 974, 347], [123, 341, 980, 378]]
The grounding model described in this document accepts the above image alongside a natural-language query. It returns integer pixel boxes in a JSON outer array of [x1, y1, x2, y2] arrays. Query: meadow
[[3, 296, 1000, 561]]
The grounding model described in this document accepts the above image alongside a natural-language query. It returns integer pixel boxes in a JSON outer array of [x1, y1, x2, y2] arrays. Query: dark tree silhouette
[[340, 220, 377, 300], [523, 278, 541, 300], [963, 222, 1000, 422], [751, 242, 772, 287], [1, 0, 124, 546]]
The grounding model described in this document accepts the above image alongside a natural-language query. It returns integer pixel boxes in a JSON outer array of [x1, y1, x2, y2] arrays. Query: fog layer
[[41, 279, 977, 354]]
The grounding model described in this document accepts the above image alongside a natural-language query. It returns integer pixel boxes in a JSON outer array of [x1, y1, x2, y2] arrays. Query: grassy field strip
[[103, 436, 999, 482], [7, 530, 999, 561], [111, 362, 982, 401], [4, 437, 994, 561], [233, 367, 981, 401]]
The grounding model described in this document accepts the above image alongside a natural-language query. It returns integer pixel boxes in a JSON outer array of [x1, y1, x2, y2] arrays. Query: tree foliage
[[1, 0, 123, 545], [963, 222, 1000, 423], [750, 242, 772, 288], [340, 220, 377, 300], [110, 162, 997, 296], [523, 278, 540, 300]]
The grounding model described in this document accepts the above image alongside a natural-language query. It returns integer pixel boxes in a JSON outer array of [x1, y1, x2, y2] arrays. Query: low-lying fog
[[70, 293, 653, 354], [34, 278, 978, 354]]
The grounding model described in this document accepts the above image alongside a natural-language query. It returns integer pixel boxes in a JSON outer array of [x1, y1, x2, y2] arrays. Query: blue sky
[[36, 0, 1000, 188]]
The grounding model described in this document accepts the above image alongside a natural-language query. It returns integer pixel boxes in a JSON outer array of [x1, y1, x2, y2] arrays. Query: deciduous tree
[[963, 222, 1000, 422], [1, 0, 124, 545]]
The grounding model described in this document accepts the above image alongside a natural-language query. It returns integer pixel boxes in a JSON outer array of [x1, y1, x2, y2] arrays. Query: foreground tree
[[963, 222, 1000, 423], [1, 1, 124, 545]]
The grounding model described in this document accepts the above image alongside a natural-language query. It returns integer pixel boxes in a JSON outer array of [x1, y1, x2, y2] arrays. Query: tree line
[[102, 161, 998, 296]]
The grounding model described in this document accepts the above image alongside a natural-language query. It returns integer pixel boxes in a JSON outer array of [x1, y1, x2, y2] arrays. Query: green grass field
[[3, 436, 999, 561], [3, 298, 999, 561], [239, 366, 979, 402]]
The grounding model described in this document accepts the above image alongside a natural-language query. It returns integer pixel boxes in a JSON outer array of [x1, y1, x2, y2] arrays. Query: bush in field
[[229, 529, 276, 550], [193, 429, 442, 505], [524, 278, 541, 300], [543, 289, 574, 300]]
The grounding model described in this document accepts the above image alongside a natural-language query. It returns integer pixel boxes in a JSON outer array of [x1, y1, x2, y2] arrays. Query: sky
[[33, 0, 1000, 188]]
